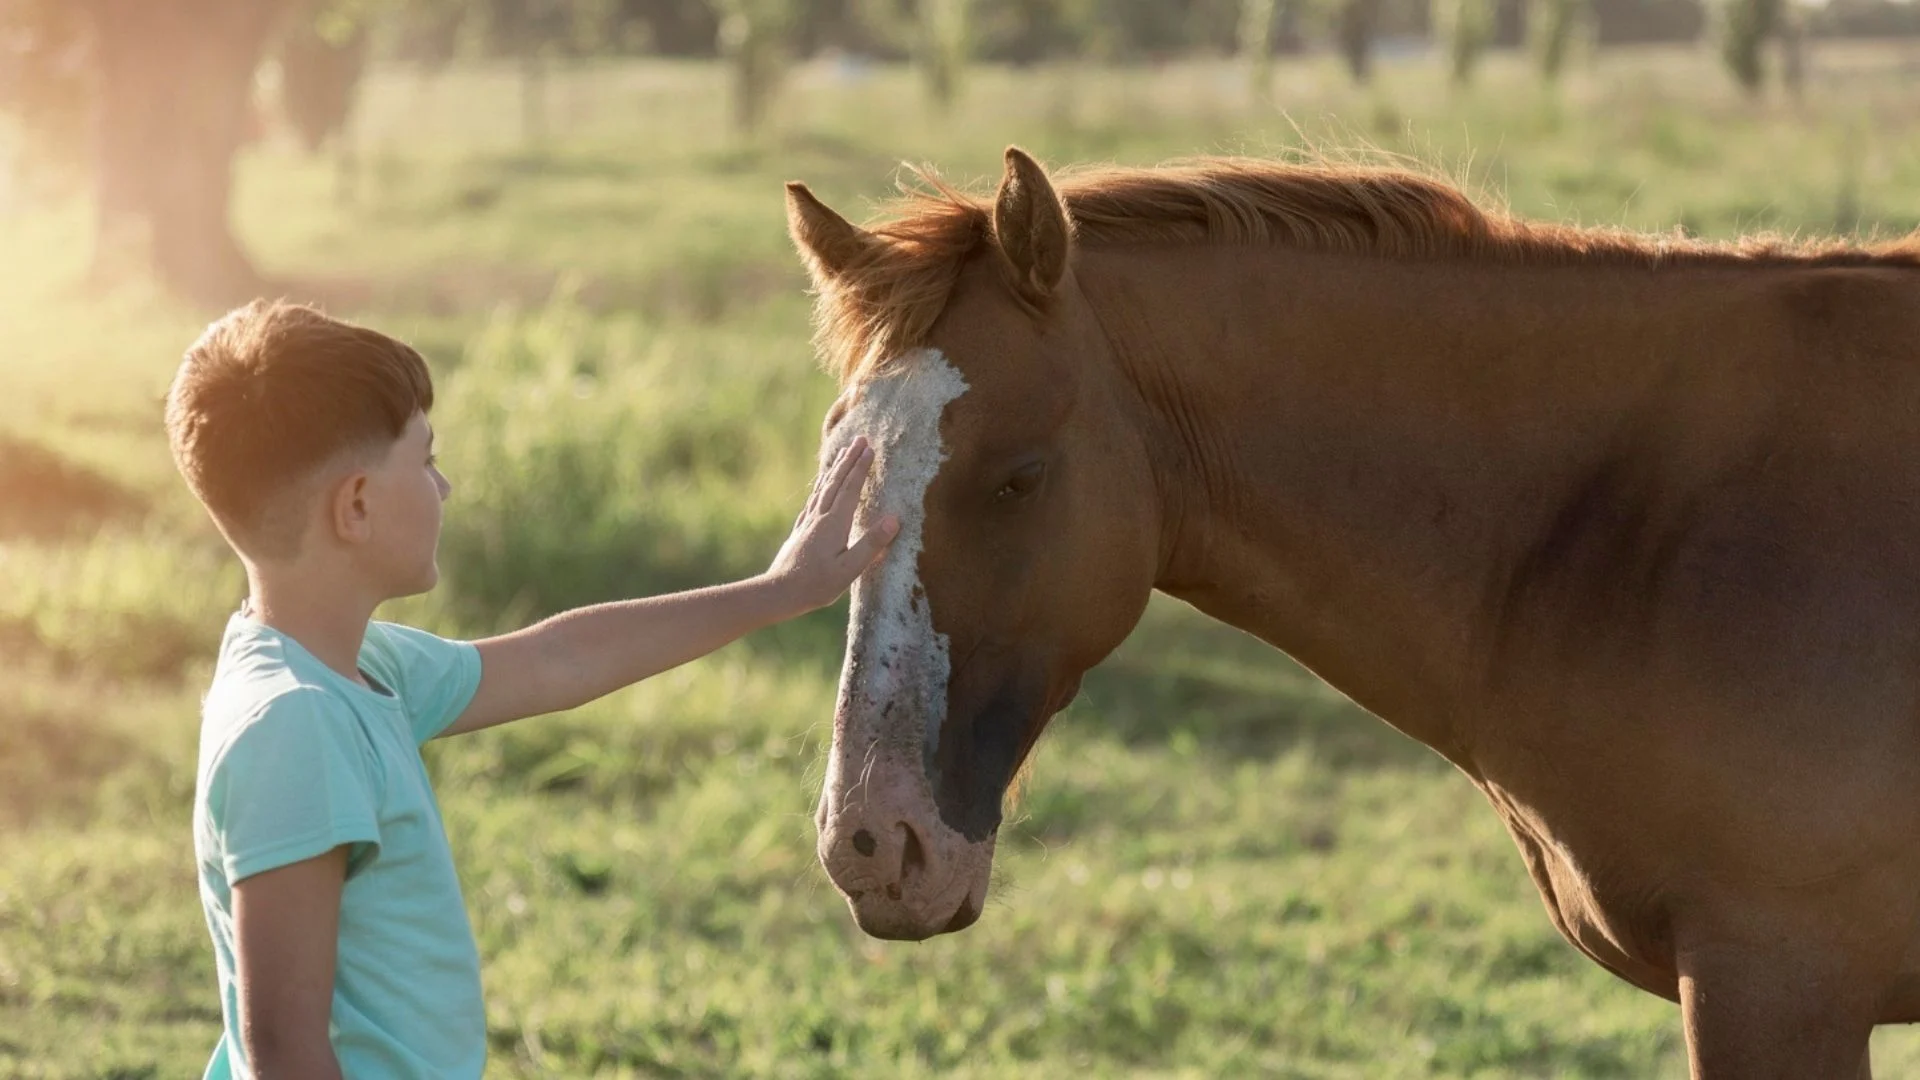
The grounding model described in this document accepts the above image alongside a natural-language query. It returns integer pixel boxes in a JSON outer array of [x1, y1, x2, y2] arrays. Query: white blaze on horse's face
[[823, 350, 967, 763], [815, 348, 995, 940]]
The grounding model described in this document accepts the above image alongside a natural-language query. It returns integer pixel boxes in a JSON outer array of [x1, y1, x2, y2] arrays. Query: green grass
[[5, 44, 1920, 1077]]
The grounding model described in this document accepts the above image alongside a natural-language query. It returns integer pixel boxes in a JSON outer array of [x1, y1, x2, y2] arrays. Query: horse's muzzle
[[816, 781, 996, 940]]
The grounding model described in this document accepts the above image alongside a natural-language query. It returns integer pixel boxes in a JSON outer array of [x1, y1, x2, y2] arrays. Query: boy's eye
[[427, 454, 439, 467]]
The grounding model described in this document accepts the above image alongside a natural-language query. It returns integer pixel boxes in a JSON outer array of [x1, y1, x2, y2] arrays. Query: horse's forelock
[[809, 180, 994, 388]]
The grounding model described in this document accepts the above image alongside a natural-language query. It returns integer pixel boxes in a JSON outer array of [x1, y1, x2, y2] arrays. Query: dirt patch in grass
[[0, 436, 148, 541]]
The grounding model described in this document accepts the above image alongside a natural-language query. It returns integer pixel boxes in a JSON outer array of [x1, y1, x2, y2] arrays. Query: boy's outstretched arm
[[444, 437, 897, 738]]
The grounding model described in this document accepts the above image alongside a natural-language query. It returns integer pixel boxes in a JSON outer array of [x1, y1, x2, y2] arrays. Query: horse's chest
[[1480, 781, 1683, 1001]]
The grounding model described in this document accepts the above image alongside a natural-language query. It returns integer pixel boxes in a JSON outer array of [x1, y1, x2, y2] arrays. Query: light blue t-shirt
[[194, 613, 486, 1079]]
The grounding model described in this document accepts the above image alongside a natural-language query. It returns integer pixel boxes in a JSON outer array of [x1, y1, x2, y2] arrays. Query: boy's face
[[356, 411, 451, 598]]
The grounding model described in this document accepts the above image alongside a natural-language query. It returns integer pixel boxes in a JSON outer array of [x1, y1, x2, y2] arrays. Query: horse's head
[[788, 149, 1162, 939]]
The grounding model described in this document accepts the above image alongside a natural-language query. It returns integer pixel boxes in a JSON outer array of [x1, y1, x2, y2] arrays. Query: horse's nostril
[[899, 823, 927, 882], [852, 829, 876, 857]]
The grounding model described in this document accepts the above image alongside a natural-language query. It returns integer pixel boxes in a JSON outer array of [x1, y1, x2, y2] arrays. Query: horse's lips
[[942, 893, 981, 933], [839, 850, 993, 941]]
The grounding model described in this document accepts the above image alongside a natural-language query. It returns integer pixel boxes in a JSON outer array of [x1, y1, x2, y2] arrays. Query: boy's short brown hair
[[165, 300, 434, 558]]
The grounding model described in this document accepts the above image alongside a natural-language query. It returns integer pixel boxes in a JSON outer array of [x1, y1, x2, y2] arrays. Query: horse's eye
[[995, 461, 1046, 501]]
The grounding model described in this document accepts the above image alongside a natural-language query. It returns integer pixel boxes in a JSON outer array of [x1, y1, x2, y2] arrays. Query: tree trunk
[[718, 10, 785, 135], [84, 0, 291, 304], [1337, 0, 1381, 84], [918, 0, 969, 113], [1778, 4, 1807, 101], [1239, 0, 1277, 101]]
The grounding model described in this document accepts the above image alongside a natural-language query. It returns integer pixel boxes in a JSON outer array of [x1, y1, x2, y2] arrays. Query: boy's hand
[[767, 435, 898, 614]]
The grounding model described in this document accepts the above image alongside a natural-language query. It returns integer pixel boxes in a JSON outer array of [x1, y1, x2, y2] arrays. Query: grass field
[[5, 42, 1920, 1078]]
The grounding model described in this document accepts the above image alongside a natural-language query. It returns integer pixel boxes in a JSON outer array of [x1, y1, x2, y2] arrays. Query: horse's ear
[[787, 182, 879, 283], [992, 147, 1072, 304]]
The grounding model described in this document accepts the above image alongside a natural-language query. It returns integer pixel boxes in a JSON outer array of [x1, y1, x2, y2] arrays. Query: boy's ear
[[330, 472, 373, 544]]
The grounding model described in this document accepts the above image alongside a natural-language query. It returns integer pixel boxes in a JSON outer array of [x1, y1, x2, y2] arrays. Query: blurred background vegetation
[[1, 0, 1918, 1076], [3, 0, 1916, 300]]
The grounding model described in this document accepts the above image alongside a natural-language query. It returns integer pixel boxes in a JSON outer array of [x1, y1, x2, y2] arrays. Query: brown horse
[[787, 147, 1920, 1078]]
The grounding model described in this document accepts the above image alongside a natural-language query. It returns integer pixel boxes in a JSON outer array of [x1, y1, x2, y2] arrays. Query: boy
[[165, 300, 897, 1079]]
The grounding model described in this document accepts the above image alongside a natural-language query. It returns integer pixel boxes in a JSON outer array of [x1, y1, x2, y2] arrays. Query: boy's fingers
[[822, 446, 875, 528], [844, 515, 899, 572], [807, 444, 851, 518], [827, 439, 870, 500], [809, 447, 855, 520]]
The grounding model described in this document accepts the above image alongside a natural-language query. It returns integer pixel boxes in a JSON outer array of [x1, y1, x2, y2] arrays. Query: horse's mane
[[809, 157, 1920, 386]]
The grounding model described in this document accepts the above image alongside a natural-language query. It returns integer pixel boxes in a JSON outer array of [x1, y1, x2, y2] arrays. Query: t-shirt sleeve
[[206, 688, 382, 885], [364, 622, 484, 744]]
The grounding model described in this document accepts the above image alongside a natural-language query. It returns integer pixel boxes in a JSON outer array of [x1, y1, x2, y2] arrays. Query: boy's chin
[[389, 564, 440, 600]]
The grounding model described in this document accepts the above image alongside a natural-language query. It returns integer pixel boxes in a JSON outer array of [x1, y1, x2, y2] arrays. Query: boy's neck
[[244, 566, 383, 687]]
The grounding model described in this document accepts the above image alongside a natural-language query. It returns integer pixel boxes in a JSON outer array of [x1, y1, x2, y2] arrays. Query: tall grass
[[0, 530, 241, 678]]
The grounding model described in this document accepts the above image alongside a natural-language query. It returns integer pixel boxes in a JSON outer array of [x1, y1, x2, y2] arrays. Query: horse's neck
[[1085, 245, 1681, 761]]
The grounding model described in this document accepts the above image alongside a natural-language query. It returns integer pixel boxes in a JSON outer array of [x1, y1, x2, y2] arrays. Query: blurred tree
[[846, 0, 910, 58], [1713, 0, 1782, 93], [611, 0, 719, 55], [379, 0, 471, 64], [1808, 0, 1920, 36], [1335, 0, 1381, 82], [708, 0, 795, 133], [0, 0, 92, 172], [278, 3, 375, 209], [1434, 0, 1494, 83], [473, 0, 570, 144], [1239, 0, 1278, 98], [279, 9, 370, 153], [918, 0, 972, 111], [855, 0, 974, 108], [956, 0, 1242, 61], [1778, 0, 1806, 98], [77, 0, 293, 301], [1586, 0, 1702, 43], [1114, 0, 1242, 57], [970, 0, 1083, 63], [1528, 0, 1588, 80], [791, 0, 874, 54]]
